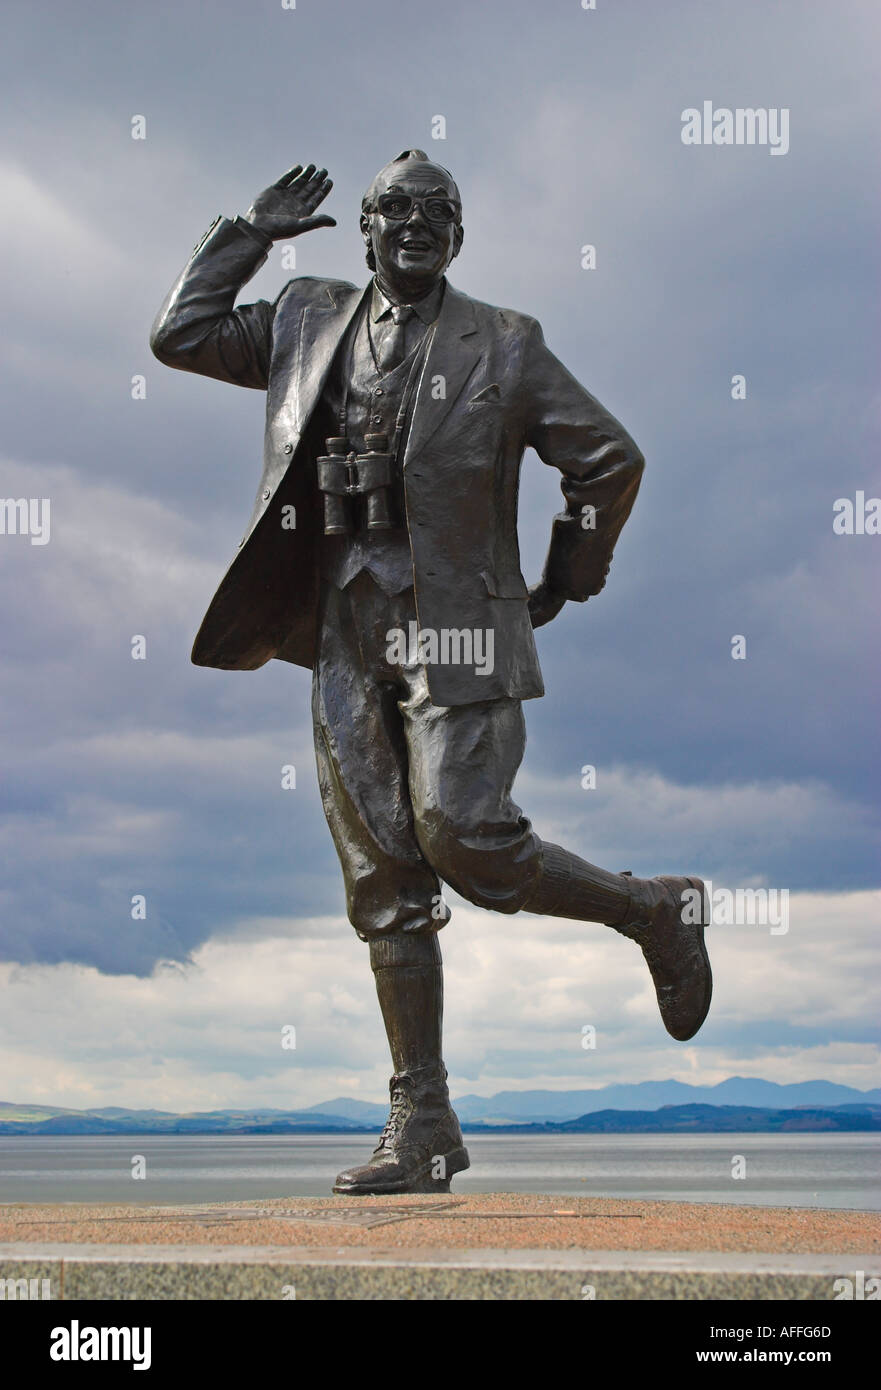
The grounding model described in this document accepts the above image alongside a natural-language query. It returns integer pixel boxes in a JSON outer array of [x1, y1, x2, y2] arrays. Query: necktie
[[377, 304, 414, 375]]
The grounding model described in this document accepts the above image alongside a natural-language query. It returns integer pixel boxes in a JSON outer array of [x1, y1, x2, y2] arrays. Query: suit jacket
[[150, 215, 645, 706]]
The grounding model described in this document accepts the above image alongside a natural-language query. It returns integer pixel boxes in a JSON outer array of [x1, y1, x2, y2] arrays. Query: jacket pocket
[[468, 382, 503, 405], [480, 569, 529, 599]]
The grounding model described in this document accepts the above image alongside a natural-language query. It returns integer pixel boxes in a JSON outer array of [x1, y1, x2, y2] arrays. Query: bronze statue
[[151, 152, 712, 1195]]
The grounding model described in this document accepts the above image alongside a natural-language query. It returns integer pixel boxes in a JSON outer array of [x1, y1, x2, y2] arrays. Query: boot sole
[[332, 1145, 470, 1197]]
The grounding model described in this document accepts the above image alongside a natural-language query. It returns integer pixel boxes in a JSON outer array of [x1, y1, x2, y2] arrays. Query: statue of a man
[[151, 151, 712, 1195]]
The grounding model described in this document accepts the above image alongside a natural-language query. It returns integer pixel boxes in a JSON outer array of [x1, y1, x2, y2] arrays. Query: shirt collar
[[371, 277, 445, 326]]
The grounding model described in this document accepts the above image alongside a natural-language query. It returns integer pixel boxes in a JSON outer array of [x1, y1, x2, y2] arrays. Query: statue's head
[[360, 149, 463, 296]]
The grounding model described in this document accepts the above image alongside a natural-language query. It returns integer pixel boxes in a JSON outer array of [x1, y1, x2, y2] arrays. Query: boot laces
[[377, 1076, 413, 1149]]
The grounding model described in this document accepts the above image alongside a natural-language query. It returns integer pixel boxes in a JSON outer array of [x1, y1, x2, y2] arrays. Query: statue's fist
[[245, 164, 336, 241], [527, 581, 566, 629]]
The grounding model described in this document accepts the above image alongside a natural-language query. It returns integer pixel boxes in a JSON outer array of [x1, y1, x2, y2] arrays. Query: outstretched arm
[[150, 164, 336, 389], [522, 319, 645, 627]]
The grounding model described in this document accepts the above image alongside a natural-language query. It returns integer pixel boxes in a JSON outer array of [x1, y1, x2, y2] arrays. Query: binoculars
[[316, 434, 396, 535]]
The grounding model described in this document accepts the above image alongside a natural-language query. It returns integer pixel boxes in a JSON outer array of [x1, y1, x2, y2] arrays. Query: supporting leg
[[333, 931, 470, 1196]]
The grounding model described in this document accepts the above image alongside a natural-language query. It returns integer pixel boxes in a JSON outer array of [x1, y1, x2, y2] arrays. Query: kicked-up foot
[[612, 874, 712, 1041]]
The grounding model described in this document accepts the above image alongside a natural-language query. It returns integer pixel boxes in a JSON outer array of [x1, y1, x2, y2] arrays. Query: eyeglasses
[[373, 192, 460, 224]]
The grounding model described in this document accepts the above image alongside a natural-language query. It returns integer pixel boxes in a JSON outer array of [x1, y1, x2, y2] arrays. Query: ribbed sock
[[369, 932, 445, 1077], [523, 841, 634, 926]]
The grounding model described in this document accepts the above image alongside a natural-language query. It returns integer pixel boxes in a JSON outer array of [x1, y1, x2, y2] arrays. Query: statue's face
[[361, 163, 463, 293]]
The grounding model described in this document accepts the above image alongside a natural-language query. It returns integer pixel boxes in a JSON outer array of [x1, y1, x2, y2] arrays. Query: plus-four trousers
[[311, 572, 543, 940]]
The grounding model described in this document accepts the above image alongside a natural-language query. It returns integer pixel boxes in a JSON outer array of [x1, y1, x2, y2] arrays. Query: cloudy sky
[[0, 0, 878, 1111]]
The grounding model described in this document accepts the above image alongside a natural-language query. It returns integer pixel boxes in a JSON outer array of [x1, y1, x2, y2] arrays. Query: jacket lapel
[[402, 283, 482, 467], [281, 279, 482, 462], [293, 283, 368, 434]]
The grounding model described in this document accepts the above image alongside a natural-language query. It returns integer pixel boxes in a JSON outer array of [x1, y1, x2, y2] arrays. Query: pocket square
[[468, 382, 502, 404]]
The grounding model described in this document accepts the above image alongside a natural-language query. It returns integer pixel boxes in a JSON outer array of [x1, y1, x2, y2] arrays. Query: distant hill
[[303, 1098, 390, 1123], [554, 1103, 881, 1134], [2, 1079, 880, 1134], [447, 1078, 881, 1123], [0, 1105, 374, 1135], [0, 1103, 877, 1136]]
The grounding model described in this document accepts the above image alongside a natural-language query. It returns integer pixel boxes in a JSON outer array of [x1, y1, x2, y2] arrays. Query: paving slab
[[0, 1194, 877, 1299]]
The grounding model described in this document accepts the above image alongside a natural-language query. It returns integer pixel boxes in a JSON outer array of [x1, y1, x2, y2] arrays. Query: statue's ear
[[451, 224, 464, 259], [360, 211, 376, 269]]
